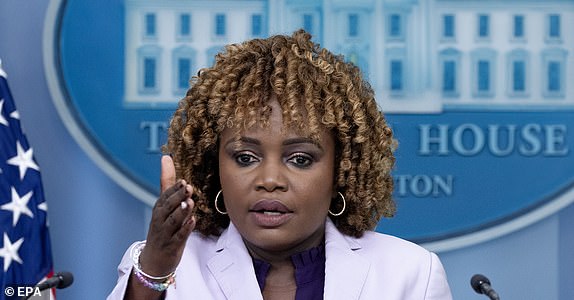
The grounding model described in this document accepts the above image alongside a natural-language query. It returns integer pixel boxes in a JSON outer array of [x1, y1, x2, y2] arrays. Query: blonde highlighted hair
[[164, 29, 395, 237]]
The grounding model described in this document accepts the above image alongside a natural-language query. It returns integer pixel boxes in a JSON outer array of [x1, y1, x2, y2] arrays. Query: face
[[218, 100, 336, 254]]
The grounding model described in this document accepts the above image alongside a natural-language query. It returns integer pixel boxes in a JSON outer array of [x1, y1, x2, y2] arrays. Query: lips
[[249, 199, 293, 227], [250, 199, 292, 213]]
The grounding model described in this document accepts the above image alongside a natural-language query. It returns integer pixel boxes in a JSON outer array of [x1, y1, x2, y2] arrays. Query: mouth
[[259, 211, 284, 215], [252, 209, 290, 216], [250, 200, 292, 214], [249, 200, 294, 227]]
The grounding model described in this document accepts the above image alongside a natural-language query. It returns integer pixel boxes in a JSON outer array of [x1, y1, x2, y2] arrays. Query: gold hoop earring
[[329, 192, 346, 217], [214, 190, 227, 215]]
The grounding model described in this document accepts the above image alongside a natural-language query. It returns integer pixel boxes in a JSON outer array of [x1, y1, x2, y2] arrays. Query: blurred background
[[1, 0, 573, 299]]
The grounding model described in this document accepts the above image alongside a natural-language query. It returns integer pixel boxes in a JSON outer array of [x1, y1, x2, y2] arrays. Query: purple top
[[252, 244, 325, 300]]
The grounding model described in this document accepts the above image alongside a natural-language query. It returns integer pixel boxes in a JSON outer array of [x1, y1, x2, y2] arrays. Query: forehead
[[222, 94, 312, 131], [220, 116, 320, 143], [222, 100, 334, 144]]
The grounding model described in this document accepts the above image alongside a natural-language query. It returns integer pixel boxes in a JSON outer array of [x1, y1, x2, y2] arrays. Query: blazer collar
[[207, 223, 263, 300], [324, 219, 371, 300], [207, 219, 370, 300]]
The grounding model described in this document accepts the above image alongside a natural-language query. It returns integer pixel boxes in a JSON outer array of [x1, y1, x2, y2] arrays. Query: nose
[[255, 159, 288, 192]]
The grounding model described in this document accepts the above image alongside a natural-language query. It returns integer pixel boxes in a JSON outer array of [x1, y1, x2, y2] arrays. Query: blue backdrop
[[0, 1, 573, 299]]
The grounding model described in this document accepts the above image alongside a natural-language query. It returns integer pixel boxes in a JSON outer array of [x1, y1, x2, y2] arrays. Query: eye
[[234, 152, 259, 166], [287, 153, 313, 168]]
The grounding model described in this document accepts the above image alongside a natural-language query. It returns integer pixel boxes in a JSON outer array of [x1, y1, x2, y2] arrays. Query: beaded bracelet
[[130, 241, 176, 291], [133, 267, 175, 292]]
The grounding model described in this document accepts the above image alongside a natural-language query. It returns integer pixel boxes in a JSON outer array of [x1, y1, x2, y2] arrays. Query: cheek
[[218, 155, 238, 187], [301, 168, 335, 209], [218, 161, 238, 202], [219, 169, 242, 195]]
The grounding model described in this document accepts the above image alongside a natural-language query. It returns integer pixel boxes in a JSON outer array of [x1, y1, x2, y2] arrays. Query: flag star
[[0, 99, 8, 126], [38, 202, 50, 227], [10, 110, 19, 119], [38, 202, 48, 212], [0, 233, 24, 272], [6, 141, 40, 180], [1, 187, 34, 226]]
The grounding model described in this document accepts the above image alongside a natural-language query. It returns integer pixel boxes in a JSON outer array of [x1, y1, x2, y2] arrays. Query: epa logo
[[4, 285, 42, 298]]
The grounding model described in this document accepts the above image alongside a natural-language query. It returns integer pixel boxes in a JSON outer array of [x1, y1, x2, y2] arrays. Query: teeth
[[263, 211, 282, 216]]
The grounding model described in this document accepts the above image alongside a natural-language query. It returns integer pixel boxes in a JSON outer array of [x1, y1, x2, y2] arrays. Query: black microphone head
[[55, 271, 74, 289], [470, 274, 491, 294]]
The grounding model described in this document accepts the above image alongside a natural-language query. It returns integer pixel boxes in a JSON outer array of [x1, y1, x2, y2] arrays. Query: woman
[[108, 30, 452, 299]]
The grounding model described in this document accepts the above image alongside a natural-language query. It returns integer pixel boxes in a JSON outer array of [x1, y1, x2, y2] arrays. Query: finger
[[140, 210, 196, 276], [163, 196, 195, 235], [154, 178, 185, 209], [160, 155, 176, 193], [154, 182, 190, 223], [154, 155, 183, 212], [174, 213, 196, 242], [163, 197, 194, 228]]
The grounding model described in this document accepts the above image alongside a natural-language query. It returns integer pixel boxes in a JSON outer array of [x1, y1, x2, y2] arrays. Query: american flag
[[0, 64, 54, 299]]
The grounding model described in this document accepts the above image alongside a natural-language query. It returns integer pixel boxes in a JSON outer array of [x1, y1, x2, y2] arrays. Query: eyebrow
[[282, 137, 323, 150], [224, 136, 323, 150]]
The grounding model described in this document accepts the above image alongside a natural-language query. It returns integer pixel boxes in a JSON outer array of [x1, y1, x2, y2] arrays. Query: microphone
[[471, 274, 500, 300], [37, 271, 74, 291], [23, 272, 74, 300]]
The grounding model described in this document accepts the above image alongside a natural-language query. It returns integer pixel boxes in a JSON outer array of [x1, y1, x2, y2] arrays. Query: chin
[[246, 230, 304, 252]]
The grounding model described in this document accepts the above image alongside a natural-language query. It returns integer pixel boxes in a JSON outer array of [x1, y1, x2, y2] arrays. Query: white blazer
[[108, 219, 452, 299]]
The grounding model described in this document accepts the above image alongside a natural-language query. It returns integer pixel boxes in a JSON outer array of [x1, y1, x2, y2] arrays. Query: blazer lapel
[[206, 220, 370, 300], [207, 224, 263, 300], [323, 219, 371, 300]]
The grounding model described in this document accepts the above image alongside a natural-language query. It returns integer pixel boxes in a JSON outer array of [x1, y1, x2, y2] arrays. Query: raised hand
[[140, 155, 196, 276], [125, 155, 195, 299]]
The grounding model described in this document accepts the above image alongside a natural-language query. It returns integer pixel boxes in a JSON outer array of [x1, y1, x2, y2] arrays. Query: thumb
[[160, 155, 177, 193]]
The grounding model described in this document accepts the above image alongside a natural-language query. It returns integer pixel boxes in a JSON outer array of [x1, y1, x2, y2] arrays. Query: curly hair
[[164, 29, 395, 238]]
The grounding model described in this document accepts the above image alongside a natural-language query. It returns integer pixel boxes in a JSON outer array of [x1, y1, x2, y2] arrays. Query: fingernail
[[183, 216, 195, 227], [180, 201, 188, 210]]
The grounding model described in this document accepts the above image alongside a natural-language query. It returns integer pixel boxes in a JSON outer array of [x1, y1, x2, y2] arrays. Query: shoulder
[[325, 225, 452, 298], [182, 231, 220, 256], [326, 220, 435, 270], [181, 224, 246, 262], [356, 231, 430, 257], [349, 231, 438, 272], [326, 219, 431, 263]]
